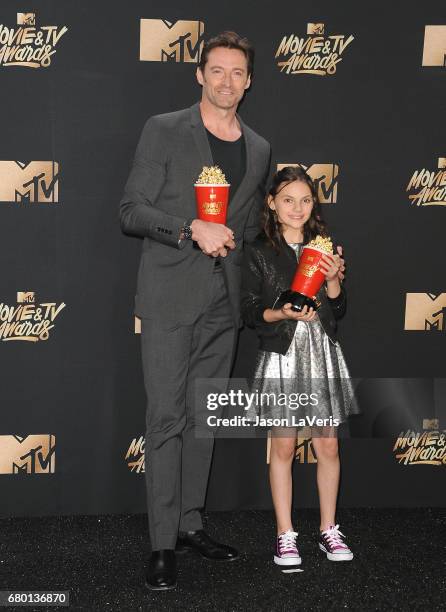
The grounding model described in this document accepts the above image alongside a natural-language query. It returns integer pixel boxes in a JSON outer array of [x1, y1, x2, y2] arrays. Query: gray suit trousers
[[141, 268, 236, 550]]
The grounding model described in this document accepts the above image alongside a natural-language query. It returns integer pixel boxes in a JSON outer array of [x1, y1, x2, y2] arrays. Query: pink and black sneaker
[[319, 524, 353, 561], [274, 530, 302, 566]]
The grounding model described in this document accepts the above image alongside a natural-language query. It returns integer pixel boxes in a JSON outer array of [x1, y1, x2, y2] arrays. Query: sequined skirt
[[248, 316, 359, 424]]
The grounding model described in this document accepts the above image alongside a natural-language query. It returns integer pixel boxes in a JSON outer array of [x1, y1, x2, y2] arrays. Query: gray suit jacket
[[120, 101, 271, 327]]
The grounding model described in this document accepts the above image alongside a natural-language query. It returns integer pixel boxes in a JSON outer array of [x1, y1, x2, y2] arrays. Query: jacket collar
[[275, 233, 303, 264], [189, 101, 213, 167]]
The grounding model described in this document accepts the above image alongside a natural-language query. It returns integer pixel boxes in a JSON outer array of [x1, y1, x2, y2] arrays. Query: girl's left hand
[[319, 252, 343, 281], [335, 246, 346, 281]]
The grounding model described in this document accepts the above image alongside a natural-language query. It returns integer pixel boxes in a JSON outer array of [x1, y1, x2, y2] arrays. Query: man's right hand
[[191, 219, 236, 257]]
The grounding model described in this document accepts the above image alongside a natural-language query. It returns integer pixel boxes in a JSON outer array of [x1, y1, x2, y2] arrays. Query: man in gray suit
[[120, 31, 270, 590]]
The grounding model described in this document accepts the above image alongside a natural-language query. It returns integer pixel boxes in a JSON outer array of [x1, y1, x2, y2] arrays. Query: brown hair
[[263, 166, 327, 252], [198, 31, 254, 76]]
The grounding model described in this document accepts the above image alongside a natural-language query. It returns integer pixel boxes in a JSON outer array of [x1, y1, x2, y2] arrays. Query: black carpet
[[1, 509, 444, 611]]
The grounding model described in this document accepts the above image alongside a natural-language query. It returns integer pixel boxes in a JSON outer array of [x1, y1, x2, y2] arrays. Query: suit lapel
[[189, 102, 213, 168], [227, 112, 253, 220]]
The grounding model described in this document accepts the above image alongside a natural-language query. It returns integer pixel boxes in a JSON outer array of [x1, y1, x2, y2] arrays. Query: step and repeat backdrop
[[1, 1, 445, 516]]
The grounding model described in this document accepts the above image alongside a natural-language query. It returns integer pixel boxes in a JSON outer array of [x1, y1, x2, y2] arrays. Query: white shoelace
[[278, 530, 298, 551], [322, 524, 348, 549]]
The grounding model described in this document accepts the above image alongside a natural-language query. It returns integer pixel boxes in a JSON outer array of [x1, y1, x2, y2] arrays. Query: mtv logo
[[17, 13, 35, 26], [307, 23, 324, 35], [438, 158, 446, 169], [404, 293, 446, 330], [423, 418, 439, 430], [0, 435, 56, 474], [422, 25, 446, 66], [17, 292, 35, 303], [0, 161, 59, 203], [140, 19, 204, 63], [134, 316, 141, 334], [295, 432, 317, 463], [267, 430, 316, 464], [277, 163, 339, 203]]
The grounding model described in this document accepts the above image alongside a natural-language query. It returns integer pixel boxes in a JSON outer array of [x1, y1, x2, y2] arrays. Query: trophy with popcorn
[[194, 166, 230, 224], [274, 235, 334, 312]]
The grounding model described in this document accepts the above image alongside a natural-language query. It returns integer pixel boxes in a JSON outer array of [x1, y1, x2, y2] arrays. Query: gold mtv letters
[[393, 419, 445, 466], [0, 434, 55, 474], [422, 25, 446, 66], [406, 157, 446, 206], [0, 161, 59, 203], [17, 13, 35, 26], [0, 292, 66, 342], [423, 419, 439, 430], [404, 293, 446, 330], [17, 291, 35, 303], [267, 429, 317, 464], [294, 429, 317, 463], [277, 163, 338, 203], [307, 23, 324, 35], [275, 24, 354, 76], [140, 19, 204, 63], [0, 13, 68, 68], [125, 435, 145, 473]]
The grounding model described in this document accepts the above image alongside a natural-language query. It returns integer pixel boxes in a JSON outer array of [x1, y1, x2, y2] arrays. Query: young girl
[[241, 166, 359, 567]]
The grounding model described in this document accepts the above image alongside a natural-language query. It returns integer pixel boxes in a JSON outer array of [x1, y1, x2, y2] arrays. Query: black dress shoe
[[145, 550, 177, 591], [176, 530, 239, 561]]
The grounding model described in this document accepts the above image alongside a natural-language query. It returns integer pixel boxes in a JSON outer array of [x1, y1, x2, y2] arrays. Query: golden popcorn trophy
[[194, 166, 230, 224], [275, 236, 334, 312]]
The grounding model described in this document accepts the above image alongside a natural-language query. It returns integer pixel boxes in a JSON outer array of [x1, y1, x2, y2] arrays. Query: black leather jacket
[[240, 233, 346, 355]]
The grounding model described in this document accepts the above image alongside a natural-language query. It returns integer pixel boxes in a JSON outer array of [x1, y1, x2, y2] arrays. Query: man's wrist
[[189, 219, 199, 239], [179, 218, 195, 241]]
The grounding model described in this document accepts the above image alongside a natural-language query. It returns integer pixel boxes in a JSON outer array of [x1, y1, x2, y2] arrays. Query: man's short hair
[[199, 31, 254, 76]]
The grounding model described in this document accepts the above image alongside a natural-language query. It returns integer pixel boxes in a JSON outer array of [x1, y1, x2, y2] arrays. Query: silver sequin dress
[[248, 243, 358, 425]]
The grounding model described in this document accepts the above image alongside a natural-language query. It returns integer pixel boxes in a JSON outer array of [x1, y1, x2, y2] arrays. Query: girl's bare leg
[[269, 427, 297, 534], [311, 426, 339, 531]]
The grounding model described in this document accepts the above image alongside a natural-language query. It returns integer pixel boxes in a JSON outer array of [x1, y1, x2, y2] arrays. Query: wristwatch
[[180, 219, 194, 241]]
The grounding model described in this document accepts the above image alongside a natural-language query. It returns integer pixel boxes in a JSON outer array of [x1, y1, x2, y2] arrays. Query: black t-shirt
[[205, 128, 246, 201]]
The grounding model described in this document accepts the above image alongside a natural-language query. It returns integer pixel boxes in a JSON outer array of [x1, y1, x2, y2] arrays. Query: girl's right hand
[[280, 303, 316, 321]]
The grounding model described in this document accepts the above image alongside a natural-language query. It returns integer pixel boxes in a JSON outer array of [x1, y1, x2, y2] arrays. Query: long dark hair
[[262, 166, 327, 252]]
